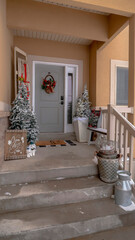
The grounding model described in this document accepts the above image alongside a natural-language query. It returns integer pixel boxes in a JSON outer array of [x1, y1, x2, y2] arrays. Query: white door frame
[[110, 59, 128, 105], [28, 55, 83, 133]]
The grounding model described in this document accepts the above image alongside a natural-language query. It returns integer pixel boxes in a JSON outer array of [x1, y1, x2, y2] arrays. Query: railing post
[[107, 104, 114, 141], [129, 135, 134, 177], [124, 128, 128, 170], [107, 104, 111, 141], [118, 122, 122, 154]]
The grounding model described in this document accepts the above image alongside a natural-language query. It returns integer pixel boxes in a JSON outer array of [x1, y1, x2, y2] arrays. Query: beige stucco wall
[[14, 37, 90, 95], [96, 26, 129, 106], [0, 0, 13, 111]]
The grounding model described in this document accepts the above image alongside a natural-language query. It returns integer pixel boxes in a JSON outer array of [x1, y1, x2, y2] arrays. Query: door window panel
[[67, 73, 73, 124], [116, 67, 128, 106]]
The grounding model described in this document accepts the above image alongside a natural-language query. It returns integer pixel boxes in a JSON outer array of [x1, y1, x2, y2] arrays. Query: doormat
[[36, 140, 76, 147], [65, 140, 77, 146], [36, 140, 66, 147]]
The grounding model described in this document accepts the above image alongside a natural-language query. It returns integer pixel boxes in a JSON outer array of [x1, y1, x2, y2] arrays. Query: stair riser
[[1, 213, 135, 240], [0, 185, 113, 213], [0, 166, 98, 185]]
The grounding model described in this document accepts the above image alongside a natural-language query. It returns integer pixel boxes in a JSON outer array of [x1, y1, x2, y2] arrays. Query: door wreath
[[41, 74, 56, 94]]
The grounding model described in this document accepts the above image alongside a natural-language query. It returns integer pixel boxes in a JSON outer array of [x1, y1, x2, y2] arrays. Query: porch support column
[[129, 14, 135, 124], [129, 14, 135, 158]]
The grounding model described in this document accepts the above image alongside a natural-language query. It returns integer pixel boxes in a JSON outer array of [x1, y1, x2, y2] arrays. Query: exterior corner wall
[[0, 0, 13, 110]]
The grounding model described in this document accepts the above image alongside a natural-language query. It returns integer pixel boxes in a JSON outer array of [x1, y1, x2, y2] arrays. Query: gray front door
[[35, 64, 64, 133]]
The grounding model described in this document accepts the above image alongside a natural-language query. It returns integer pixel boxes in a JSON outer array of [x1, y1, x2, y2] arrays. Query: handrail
[[107, 104, 134, 176], [113, 106, 133, 114], [95, 105, 133, 114], [112, 106, 135, 137]]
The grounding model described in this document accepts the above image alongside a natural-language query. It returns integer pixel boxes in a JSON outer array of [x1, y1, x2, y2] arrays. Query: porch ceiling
[[12, 29, 93, 45], [33, 0, 133, 17], [34, 0, 109, 16]]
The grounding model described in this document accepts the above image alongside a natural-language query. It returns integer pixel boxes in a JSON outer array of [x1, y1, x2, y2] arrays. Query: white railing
[[107, 104, 134, 176], [95, 105, 134, 175]]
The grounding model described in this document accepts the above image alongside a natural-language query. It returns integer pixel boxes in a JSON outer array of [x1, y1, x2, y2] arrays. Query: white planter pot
[[73, 117, 89, 142]]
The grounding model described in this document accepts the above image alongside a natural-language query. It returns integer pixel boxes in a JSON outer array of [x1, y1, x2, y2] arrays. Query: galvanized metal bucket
[[115, 170, 132, 206]]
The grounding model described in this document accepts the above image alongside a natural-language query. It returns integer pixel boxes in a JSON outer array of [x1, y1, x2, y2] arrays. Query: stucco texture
[[96, 26, 129, 106]]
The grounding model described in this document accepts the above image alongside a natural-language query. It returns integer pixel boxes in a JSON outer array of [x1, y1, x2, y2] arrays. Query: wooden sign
[[5, 130, 27, 160]]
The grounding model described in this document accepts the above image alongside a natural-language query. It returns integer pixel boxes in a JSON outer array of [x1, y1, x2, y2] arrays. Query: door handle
[[61, 96, 64, 100], [60, 101, 64, 105]]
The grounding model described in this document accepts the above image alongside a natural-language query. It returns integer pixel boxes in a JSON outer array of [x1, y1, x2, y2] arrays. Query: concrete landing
[[69, 225, 135, 240], [1, 142, 95, 172], [0, 198, 135, 240], [0, 143, 98, 185], [0, 176, 113, 213]]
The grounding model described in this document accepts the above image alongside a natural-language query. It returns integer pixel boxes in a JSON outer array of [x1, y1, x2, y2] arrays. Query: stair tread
[[0, 176, 111, 199], [0, 198, 132, 236], [69, 225, 135, 240]]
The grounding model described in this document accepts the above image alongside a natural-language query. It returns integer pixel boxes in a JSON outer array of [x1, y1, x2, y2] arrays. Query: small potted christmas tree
[[73, 86, 91, 142]]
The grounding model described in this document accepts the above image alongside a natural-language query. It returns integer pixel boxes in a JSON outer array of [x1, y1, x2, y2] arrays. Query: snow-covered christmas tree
[[28, 111, 39, 144], [74, 86, 91, 118], [9, 82, 39, 144]]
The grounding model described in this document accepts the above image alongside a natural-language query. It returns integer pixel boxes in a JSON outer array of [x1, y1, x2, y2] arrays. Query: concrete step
[[0, 176, 113, 213], [0, 198, 135, 240], [0, 143, 97, 185], [0, 163, 98, 185], [69, 225, 135, 240]]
